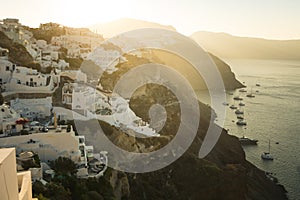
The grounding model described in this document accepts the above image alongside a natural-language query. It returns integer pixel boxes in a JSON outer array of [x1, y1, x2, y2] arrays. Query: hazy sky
[[1, 0, 300, 39]]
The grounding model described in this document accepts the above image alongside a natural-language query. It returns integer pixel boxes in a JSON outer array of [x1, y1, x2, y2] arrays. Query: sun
[[57, 0, 131, 27]]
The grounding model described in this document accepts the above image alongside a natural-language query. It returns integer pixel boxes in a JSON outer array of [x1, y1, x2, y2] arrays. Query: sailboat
[[246, 87, 255, 98], [239, 128, 258, 145], [261, 139, 274, 160]]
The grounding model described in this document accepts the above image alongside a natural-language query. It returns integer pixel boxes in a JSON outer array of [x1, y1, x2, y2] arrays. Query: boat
[[239, 102, 245, 106], [261, 140, 274, 161], [233, 96, 243, 101], [235, 109, 244, 115], [236, 119, 247, 126], [230, 105, 237, 109], [239, 89, 247, 92], [246, 93, 255, 98], [237, 115, 244, 120], [246, 88, 255, 98], [256, 83, 261, 87], [239, 136, 258, 145]]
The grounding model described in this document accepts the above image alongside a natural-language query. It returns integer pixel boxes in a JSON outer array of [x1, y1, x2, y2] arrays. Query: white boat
[[237, 115, 244, 120], [233, 96, 243, 101], [239, 136, 258, 145], [230, 105, 237, 109], [246, 93, 255, 98], [246, 88, 255, 98], [261, 140, 274, 161], [236, 119, 247, 126], [239, 102, 245, 106], [235, 109, 244, 115]]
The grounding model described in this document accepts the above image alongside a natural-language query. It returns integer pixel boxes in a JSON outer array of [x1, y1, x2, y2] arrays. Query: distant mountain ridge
[[191, 31, 300, 60], [89, 18, 176, 38]]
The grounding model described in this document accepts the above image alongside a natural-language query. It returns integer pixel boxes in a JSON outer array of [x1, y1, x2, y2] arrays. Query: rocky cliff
[[99, 50, 244, 92], [81, 83, 287, 200], [0, 31, 35, 66]]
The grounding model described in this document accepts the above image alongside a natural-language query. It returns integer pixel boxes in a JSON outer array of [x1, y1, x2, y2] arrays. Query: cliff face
[[99, 51, 244, 92], [209, 53, 245, 90], [123, 84, 286, 200], [81, 84, 287, 200], [0, 31, 34, 66]]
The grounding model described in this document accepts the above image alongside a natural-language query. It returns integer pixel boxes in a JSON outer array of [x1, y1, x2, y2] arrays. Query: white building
[[60, 70, 87, 83], [0, 47, 9, 58], [0, 59, 15, 91], [51, 30, 103, 59], [0, 126, 84, 165], [0, 127, 108, 178], [87, 46, 122, 73], [61, 83, 158, 137], [2, 66, 58, 94], [0, 104, 22, 137], [10, 97, 53, 121], [0, 148, 37, 200]]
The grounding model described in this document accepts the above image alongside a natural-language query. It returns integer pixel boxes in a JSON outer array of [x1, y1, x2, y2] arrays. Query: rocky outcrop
[[99, 51, 244, 92], [83, 83, 287, 200], [209, 53, 245, 90], [124, 84, 286, 200], [0, 31, 35, 66]]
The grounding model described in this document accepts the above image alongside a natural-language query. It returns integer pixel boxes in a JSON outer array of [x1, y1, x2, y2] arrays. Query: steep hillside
[[79, 84, 287, 200], [98, 50, 244, 92], [0, 31, 35, 66]]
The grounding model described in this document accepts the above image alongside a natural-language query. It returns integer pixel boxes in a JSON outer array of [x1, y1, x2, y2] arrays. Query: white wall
[[0, 148, 19, 200], [0, 131, 82, 164]]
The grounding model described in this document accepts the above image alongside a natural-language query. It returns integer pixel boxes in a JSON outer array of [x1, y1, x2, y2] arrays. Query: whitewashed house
[[10, 97, 53, 121], [0, 59, 15, 91], [0, 148, 37, 200], [0, 126, 84, 164], [2, 66, 59, 94], [87, 45, 125, 74], [0, 104, 22, 137]]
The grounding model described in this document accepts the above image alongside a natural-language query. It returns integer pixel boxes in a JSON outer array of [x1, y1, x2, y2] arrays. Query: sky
[[1, 0, 300, 39]]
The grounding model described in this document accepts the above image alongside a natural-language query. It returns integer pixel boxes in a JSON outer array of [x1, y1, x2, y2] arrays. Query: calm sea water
[[197, 59, 300, 200]]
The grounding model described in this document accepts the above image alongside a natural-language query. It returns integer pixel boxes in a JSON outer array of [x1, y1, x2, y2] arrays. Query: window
[[6, 66, 9, 71]]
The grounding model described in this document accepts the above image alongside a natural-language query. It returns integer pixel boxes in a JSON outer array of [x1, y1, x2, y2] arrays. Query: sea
[[197, 59, 300, 200]]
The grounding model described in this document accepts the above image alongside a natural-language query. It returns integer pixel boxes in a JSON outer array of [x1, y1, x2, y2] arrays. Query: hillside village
[[0, 18, 161, 199]]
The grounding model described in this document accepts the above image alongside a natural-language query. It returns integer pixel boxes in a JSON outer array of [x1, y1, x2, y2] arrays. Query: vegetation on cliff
[[32, 157, 115, 200], [0, 31, 40, 69]]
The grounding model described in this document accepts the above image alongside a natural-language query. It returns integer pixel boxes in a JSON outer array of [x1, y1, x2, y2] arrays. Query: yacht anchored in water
[[236, 119, 247, 126], [261, 139, 274, 161], [246, 87, 255, 98], [233, 96, 243, 101], [239, 136, 258, 145]]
